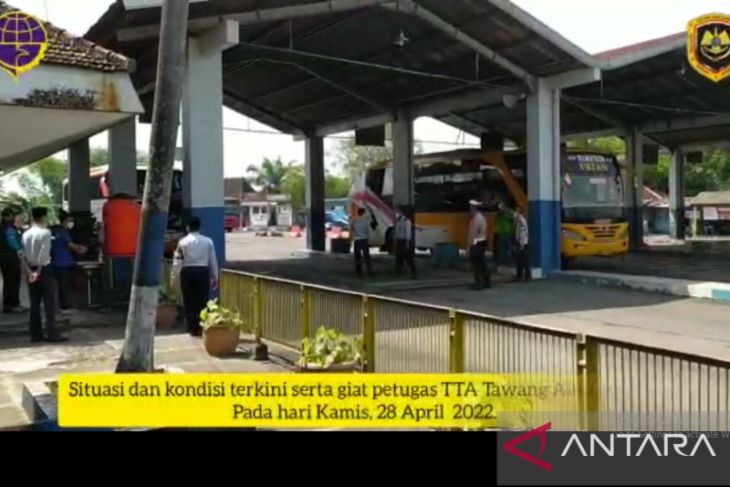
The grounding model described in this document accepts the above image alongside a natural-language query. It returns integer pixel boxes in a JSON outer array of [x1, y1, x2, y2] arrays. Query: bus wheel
[[561, 256, 572, 270]]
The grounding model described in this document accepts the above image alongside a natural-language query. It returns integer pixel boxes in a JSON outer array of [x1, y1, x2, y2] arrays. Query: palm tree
[[247, 157, 297, 194]]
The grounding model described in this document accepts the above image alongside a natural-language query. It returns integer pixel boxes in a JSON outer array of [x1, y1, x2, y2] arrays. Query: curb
[[557, 270, 730, 304]]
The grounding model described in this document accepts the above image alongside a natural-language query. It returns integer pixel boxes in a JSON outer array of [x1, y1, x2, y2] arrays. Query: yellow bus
[[349, 148, 628, 262]]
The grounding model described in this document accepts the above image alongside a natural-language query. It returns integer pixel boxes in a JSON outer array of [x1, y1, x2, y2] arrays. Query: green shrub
[[299, 327, 362, 368]]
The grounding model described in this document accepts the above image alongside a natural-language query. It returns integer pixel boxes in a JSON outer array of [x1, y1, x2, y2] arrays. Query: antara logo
[[561, 433, 717, 457]]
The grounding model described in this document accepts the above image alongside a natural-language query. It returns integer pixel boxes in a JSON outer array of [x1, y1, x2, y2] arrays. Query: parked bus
[[224, 197, 241, 232], [349, 148, 628, 263], [62, 166, 185, 256]]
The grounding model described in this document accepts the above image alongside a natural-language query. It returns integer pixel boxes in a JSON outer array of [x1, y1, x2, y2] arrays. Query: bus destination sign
[[566, 154, 614, 176]]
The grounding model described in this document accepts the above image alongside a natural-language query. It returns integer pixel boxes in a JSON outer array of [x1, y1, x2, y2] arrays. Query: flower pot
[[203, 326, 241, 357], [296, 361, 361, 373], [156, 303, 178, 330]]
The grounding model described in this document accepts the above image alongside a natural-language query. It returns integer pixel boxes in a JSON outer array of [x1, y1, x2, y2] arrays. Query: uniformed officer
[[172, 217, 219, 336]]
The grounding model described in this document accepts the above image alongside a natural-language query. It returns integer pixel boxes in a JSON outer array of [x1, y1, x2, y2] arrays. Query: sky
[[7, 0, 730, 181]]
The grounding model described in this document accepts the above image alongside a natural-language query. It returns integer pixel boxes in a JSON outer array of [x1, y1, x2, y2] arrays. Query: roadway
[[227, 233, 730, 362]]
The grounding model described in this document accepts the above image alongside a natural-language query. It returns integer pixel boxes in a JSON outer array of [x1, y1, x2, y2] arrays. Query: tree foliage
[[247, 157, 297, 194]]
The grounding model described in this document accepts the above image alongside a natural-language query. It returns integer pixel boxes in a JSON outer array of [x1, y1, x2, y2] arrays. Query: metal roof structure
[[86, 0, 597, 133], [0, 1, 133, 73], [441, 31, 730, 149], [84, 1, 730, 150]]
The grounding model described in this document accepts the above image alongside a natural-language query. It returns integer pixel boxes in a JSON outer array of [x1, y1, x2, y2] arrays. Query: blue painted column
[[669, 149, 685, 240], [625, 129, 644, 249], [305, 136, 326, 252], [182, 33, 231, 271], [526, 79, 561, 277], [393, 110, 415, 207]]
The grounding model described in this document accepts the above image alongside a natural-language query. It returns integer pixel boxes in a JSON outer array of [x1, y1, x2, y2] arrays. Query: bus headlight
[[562, 229, 587, 242]]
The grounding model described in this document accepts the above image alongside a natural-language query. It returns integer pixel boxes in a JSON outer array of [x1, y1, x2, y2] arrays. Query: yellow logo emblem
[[687, 13, 730, 83]]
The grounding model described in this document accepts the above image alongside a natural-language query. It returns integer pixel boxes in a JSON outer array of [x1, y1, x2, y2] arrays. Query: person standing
[[467, 200, 491, 290], [351, 207, 374, 278], [512, 206, 530, 282], [394, 206, 416, 279], [493, 203, 513, 271], [51, 211, 87, 314], [172, 217, 219, 337], [0, 208, 24, 313], [23, 207, 67, 343]]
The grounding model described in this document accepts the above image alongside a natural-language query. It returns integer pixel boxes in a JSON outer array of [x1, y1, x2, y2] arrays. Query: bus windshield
[[562, 154, 624, 222]]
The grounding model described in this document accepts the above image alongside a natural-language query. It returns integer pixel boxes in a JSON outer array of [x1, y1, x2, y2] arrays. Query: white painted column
[[625, 129, 644, 249], [108, 117, 138, 197], [68, 138, 91, 213], [182, 21, 238, 267], [526, 80, 561, 277], [392, 111, 414, 208], [669, 149, 685, 240]]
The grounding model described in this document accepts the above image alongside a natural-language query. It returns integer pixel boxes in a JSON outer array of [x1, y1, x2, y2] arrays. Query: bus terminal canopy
[[86, 0, 601, 137], [86, 0, 730, 150], [439, 32, 730, 149]]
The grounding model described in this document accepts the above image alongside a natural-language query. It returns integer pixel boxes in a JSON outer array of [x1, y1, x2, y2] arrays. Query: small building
[[241, 193, 292, 230], [688, 191, 730, 236]]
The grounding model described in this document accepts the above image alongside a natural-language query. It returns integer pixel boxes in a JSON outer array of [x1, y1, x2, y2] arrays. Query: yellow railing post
[[449, 309, 465, 373], [577, 334, 600, 430], [362, 295, 375, 373], [300, 285, 311, 343], [253, 277, 263, 342]]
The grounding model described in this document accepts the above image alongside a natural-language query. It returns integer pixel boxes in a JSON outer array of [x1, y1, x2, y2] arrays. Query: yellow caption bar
[[58, 374, 579, 429]]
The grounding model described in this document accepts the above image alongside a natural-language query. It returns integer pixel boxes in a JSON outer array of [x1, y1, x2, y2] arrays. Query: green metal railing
[[220, 269, 730, 431]]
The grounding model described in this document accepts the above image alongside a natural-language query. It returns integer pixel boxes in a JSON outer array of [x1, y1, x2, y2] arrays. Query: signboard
[[566, 154, 616, 176], [687, 13, 730, 83], [703, 206, 720, 221]]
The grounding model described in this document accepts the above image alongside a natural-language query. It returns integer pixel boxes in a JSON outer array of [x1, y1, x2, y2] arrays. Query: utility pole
[[117, 0, 190, 372]]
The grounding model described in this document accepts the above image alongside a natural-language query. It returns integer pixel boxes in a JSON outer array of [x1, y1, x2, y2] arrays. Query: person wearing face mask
[[51, 211, 87, 314], [0, 207, 26, 314]]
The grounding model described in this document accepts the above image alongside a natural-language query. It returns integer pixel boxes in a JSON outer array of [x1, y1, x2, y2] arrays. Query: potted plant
[[200, 300, 244, 357], [297, 327, 363, 373], [156, 286, 178, 330]]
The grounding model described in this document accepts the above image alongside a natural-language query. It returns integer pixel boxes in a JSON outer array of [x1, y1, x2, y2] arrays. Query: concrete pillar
[[625, 129, 644, 249], [392, 111, 414, 207], [182, 35, 228, 269], [108, 117, 138, 197], [526, 80, 561, 277], [669, 149, 685, 240], [305, 136, 325, 252], [68, 138, 91, 213]]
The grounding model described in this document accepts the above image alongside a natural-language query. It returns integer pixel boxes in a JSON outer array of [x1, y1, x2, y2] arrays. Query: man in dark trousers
[[512, 205, 531, 282], [351, 207, 374, 278], [0, 208, 24, 313], [173, 217, 219, 337], [51, 211, 88, 313], [394, 205, 416, 279], [467, 200, 491, 290], [22, 207, 67, 342]]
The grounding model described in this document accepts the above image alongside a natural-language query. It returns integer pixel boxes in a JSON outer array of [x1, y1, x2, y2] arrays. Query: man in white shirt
[[22, 207, 67, 342], [467, 200, 491, 290], [172, 216, 219, 336], [394, 205, 416, 279], [512, 205, 530, 282], [351, 207, 374, 278]]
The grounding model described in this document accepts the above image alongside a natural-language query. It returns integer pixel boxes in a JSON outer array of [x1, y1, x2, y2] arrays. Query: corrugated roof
[[0, 1, 133, 73], [691, 191, 730, 206], [594, 32, 685, 61]]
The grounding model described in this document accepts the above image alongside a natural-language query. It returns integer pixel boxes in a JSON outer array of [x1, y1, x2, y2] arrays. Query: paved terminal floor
[[227, 233, 730, 361], [572, 251, 730, 284]]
